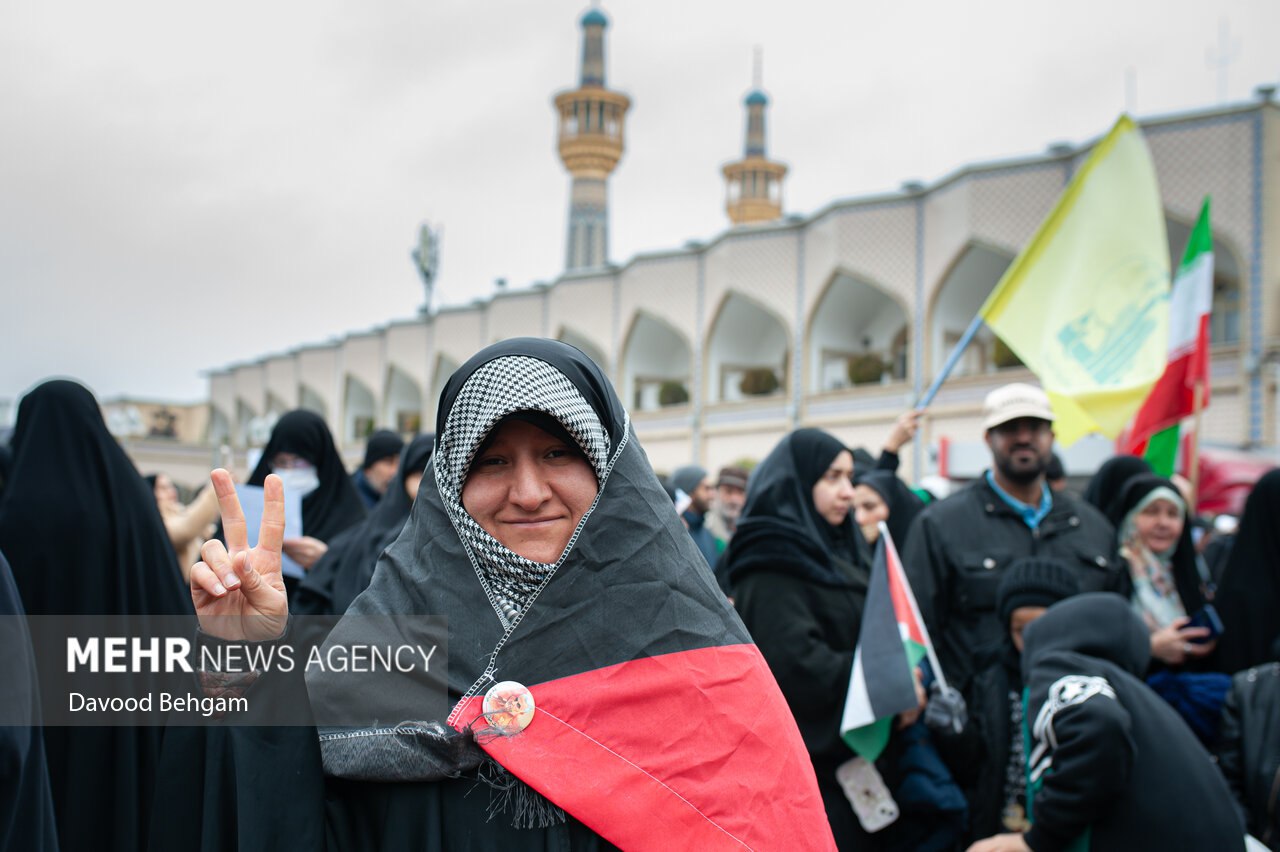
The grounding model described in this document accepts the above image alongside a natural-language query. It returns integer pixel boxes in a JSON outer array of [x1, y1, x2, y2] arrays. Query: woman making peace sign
[[158, 338, 836, 851]]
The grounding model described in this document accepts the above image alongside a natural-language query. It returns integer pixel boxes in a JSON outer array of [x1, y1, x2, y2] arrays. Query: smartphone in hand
[[1186, 604, 1224, 644]]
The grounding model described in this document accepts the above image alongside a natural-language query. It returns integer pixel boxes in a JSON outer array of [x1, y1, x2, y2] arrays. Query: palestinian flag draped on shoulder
[[840, 523, 934, 761]]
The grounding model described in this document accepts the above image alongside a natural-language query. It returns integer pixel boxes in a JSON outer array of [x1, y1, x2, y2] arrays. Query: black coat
[[1215, 662, 1280, 848], [1215, 470, 1280, 674], [724, 429, 874, 849], [1021, 594, 1244, 852], [901, 476, 1123, 692], [933, 645, 1023, 843]]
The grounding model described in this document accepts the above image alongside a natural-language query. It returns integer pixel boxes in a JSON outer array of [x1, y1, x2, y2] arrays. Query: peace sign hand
[[190, 469, 289, 641]]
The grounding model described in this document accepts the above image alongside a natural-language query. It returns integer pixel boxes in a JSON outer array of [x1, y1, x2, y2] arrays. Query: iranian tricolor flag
[[840, 522, 936, 762], [1123, 197, 1214, 475]]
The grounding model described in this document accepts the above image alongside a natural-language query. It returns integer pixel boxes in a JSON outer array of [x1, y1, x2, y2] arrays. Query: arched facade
[[383, 365, 423, 436], [927, 243, 1017, 378], [558, 326, 609, 374], [621, 312, 692, 412], [705, 292, 789, 404], [808, 271, 910, 393], [343, 375, 376, 444], [298, 384, 327, 419], [428, 354, 460, 423], [203, 100, 1278, 480]]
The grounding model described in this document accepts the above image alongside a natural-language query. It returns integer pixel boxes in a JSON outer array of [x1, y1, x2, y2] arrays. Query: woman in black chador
[[0, 380, 192, 852], [153, 339, 836, 851]]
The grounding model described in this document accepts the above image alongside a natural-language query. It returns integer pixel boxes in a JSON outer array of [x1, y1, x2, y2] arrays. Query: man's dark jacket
[[901, 475, 1123, 691], [1020, 593, 1244, 851]]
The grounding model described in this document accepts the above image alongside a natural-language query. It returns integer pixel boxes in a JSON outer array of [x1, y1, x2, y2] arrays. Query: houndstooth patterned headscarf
[[434, 355, 611, 626]]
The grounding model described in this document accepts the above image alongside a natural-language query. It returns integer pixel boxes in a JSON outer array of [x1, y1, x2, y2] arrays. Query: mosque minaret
[[722, 54, 787, 225], [554, 6, 630, 272]]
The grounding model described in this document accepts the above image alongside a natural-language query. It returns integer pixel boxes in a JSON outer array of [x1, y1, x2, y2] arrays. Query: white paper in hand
[[234, 484, 305, 579]]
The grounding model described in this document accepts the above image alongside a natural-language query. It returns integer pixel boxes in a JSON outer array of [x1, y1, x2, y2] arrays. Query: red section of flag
[[454, 643, 836, 851], [886, 540, 926, 646], [1125, 311, 1211, 454]]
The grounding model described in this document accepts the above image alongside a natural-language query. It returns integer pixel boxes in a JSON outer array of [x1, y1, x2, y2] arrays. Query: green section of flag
[[1144, 423, 1180, 477], [1180, 200, 1213, 269], [905, 638, 927, 670], [842, 717, 893, 763], [840, 638, 928, 762]]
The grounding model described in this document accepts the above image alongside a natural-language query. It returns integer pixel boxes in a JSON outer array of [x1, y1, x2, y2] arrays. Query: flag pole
[[915, 313, 985, 409], [1188, 378, 1205, 509], [878, 521, 950, 694]]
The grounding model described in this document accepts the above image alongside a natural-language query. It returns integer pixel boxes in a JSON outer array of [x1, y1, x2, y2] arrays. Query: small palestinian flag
[[840, 522, 934, 762]]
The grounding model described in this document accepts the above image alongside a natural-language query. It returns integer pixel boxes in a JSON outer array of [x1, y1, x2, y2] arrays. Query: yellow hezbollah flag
[[980, 115, 1170, 446]]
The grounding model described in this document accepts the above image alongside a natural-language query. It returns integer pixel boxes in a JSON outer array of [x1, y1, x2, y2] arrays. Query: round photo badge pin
[[483, 681, 535, 733]]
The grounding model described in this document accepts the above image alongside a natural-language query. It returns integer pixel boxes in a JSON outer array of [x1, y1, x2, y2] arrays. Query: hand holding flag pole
[[840, 522, 963, 761], [877, 522, 968, 735]]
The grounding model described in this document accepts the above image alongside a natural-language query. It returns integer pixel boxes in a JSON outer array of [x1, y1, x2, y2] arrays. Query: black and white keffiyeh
[[434, 355, 613, 625]]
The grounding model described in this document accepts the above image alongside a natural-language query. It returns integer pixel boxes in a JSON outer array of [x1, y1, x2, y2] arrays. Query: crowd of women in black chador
[[0, 380, 191, 852], [721, 428, 970, 851], [3, 361, 1280, 852], [235, 409, 369, 597], [292, 432, 435, 619]]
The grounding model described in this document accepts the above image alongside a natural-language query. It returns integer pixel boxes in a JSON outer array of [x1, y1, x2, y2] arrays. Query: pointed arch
[[265, 392, 289, 419], [705, 291, 789, 404], [620, 312, 692, 412], [557, 326, 610, 374], [383, 365, 423, 436], [806, 270, 910, 393], [343, 375, 377, 444], [429, 354, 461, 423], [298, 384, 327, 420], [926, 242, 1017, 378]]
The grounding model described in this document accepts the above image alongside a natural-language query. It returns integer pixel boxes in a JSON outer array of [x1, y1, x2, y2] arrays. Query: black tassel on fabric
[[473, 756, 566, 829]]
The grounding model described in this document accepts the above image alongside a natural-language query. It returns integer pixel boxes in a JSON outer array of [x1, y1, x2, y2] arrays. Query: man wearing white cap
[[901, 383, 1123, 692]]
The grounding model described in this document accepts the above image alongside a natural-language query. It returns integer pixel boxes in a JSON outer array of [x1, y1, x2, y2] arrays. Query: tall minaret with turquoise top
[[554, 6, 630, 271], [723, 52, 787, 225]]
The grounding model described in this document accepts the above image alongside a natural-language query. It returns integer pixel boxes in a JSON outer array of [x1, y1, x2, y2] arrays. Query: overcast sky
[[3, 0, 1277, 410]]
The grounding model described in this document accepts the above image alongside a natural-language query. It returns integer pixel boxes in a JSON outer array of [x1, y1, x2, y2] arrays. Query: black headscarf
[[293, 433, 435, 617], [1214, 468, 1280, 672], [246, 410, 365, 543], [0, 379, 192, 852], [722, 428, 870, 590], [855, 469, 925, 551], [0, 380, 190, 616], [1082, 454, 1153, 519], [309, 338, 832, 847], [361, 429, 404, 470], [1106, 474, 1206, 621]]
